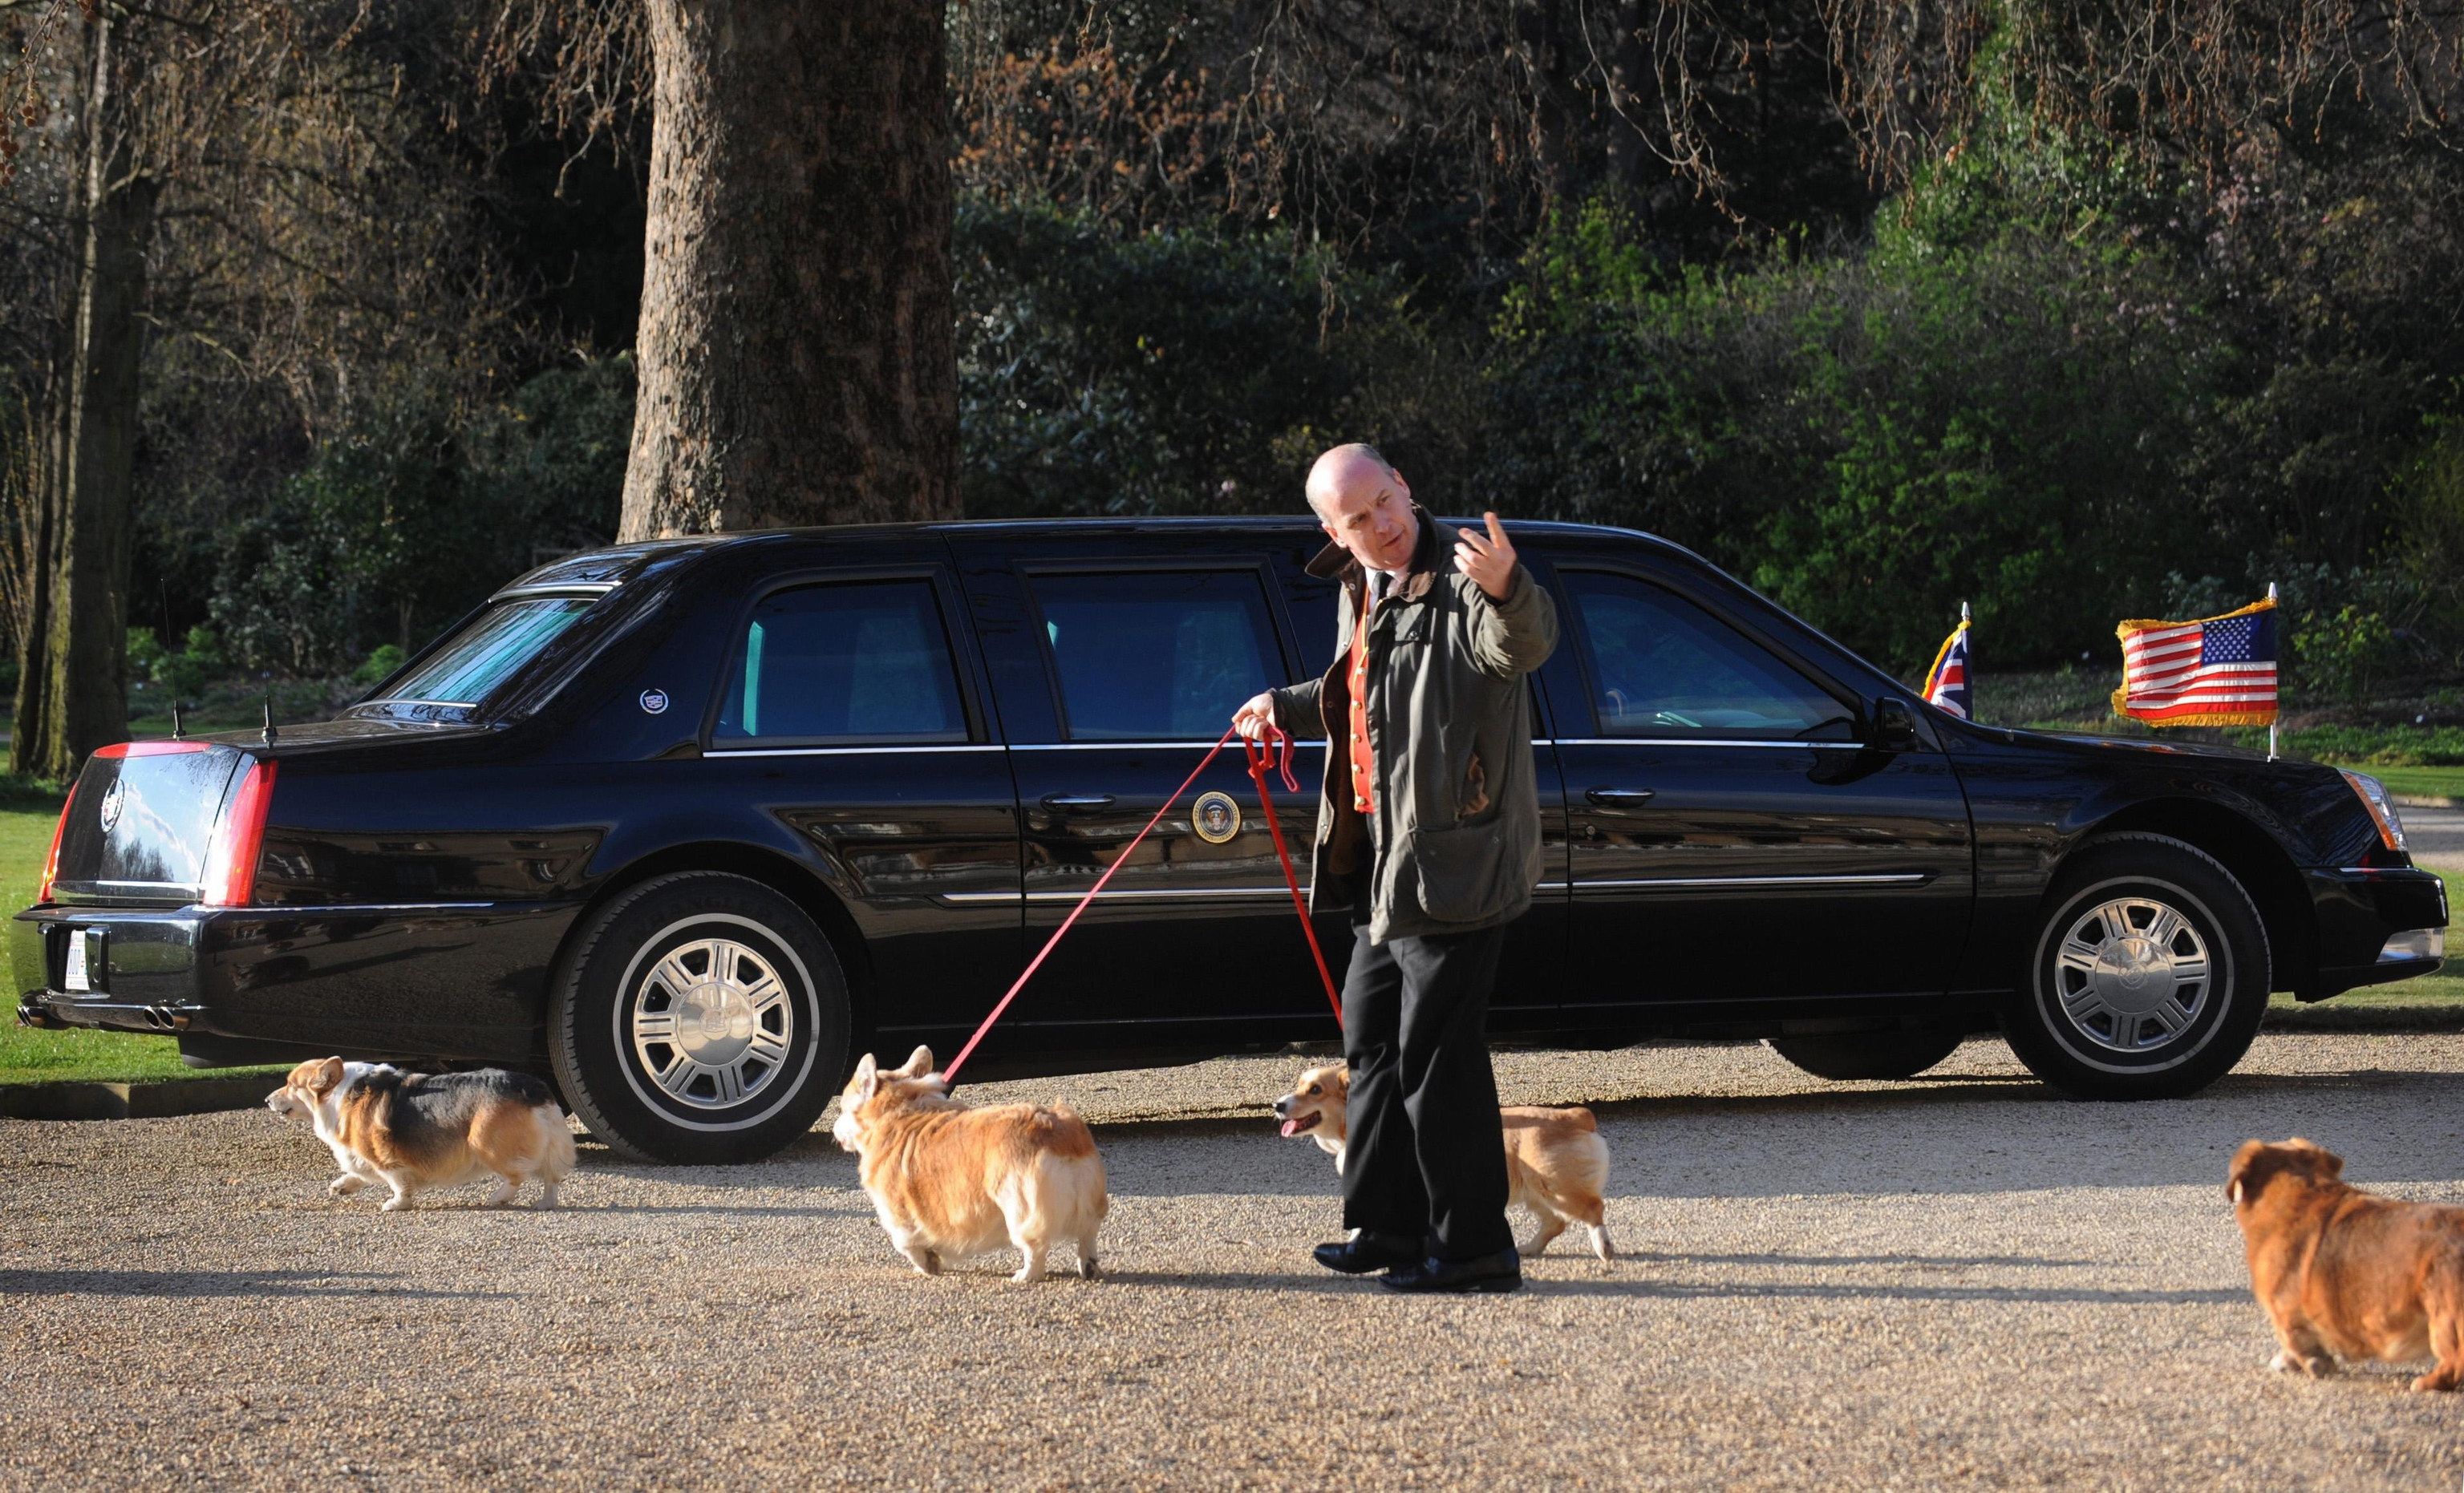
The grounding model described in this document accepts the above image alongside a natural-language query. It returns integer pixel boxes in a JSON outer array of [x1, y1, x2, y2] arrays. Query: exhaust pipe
[[143, 1005, 191, 1032]]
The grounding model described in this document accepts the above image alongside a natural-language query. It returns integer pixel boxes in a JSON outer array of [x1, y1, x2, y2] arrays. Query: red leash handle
[[939, 722, 1343, 1087]]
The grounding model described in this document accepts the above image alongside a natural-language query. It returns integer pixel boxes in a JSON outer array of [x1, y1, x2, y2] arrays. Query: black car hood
[[2009, 727, 2279, 767]]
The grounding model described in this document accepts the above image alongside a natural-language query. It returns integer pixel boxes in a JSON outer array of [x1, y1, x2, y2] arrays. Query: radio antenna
[[261, 693, 278, 746], [170, 700, 184, 740]]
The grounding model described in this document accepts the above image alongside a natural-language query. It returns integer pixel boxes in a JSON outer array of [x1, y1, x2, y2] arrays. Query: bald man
[[1234, 443, 1558, 1293]]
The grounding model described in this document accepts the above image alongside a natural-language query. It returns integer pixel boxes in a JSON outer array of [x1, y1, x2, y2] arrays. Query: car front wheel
[[2002, 833, 2271, 1100], [549, 872, 849, 1163]]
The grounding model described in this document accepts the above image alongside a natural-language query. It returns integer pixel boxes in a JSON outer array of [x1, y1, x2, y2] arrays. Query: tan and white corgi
[[266, 1058, 575, 1212], [831, 1046, 1107, 1283], [1273, 1062, 1615, 1261]]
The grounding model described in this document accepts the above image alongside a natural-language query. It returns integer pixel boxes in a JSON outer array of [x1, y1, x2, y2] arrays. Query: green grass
[[2371, 766, 2464, 801], [0, 795, 274, 1086]]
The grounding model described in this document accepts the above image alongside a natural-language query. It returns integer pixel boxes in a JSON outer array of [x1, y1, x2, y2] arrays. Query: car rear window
[[714, 581, 969, 744], [1030, 570, 1280, 740], [381, 597, 598, 707]]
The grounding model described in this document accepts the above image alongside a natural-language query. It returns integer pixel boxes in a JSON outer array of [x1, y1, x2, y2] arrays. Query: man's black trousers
[[1339, 919, 1516, 1261]]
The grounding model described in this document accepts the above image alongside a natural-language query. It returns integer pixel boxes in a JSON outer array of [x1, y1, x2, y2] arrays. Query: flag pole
[[2266, 582, 2279, 762]]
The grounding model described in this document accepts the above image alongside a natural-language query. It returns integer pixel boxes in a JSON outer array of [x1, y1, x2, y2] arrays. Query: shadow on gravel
[[0, 1269, 509, 1300], [1521, 1277, 2249, 1305], [1054, 1268, 2247, 1305], [1624, 1249, 2096, 1270]]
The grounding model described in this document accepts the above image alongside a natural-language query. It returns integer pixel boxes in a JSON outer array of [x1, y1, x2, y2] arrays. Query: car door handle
[[1585, 787, 1656, 806], [1040, 793, 1117, 811]]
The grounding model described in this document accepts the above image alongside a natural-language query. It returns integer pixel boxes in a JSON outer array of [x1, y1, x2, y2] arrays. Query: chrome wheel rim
[[628, 937, 795, 1110], [2053, 895, 2212, 1053]]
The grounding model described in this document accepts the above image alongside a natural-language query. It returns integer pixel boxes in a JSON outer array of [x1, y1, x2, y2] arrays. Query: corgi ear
[[851, 1053, 880, 1101], [313, 1057, 346, 1094], [892, 1045, 934, 1078]]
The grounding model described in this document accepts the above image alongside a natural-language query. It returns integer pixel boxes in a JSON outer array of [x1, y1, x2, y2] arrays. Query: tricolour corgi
[[1273, 1062, 1615, 1261], [267, 1058, 575, 1212], [832, 1046, 1106, 1283]]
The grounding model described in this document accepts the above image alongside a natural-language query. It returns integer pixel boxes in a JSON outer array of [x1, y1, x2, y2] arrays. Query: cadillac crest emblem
[[1191, 791, 1242, 844], [99, 779, 125, 832]]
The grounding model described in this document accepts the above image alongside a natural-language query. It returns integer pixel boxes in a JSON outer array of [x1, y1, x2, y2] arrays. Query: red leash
[[1242, 733, 1344, 1028], [940, 724, 1344, 1085]]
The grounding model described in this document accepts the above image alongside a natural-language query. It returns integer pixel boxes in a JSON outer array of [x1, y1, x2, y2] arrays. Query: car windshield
[[379, 597, 598, 707]]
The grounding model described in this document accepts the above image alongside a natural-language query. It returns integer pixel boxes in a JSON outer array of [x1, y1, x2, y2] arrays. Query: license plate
[[63, 932, 88, 992]]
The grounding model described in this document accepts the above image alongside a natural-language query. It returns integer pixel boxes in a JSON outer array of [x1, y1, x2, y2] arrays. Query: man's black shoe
[[1380, 1249, 1524, 1294], [1312, 1232, 1421, 1275]]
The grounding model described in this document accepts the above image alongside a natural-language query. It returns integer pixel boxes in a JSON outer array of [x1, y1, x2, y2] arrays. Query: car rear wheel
[[1766, 1026, 1967, 1081], [549, 872, 849, 1163], [2002, 833, 2270, 1101]]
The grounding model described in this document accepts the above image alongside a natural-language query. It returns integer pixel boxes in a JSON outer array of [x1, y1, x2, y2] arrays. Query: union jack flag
[[1922, 620, 1972, 719], [2111, 598, 2279, 727]]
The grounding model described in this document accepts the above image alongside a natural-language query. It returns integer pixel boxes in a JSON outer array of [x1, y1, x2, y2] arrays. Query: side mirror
[[1873, 697, 1920, 751]]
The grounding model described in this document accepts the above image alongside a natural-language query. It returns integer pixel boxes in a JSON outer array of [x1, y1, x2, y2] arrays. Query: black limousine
[[14, 518, 2449, 1161]]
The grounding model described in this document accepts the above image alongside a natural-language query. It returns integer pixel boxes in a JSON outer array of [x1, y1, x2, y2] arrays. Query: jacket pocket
[[1405, 821, 1518, 923]]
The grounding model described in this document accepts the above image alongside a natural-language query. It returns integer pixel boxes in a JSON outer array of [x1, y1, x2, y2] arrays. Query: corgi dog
[[831, 1046, 1107, 1283], [1273, 1062, 1615, 1262], [2228, 1138, 2464, 1391], [266, 1058, 575, 1212]]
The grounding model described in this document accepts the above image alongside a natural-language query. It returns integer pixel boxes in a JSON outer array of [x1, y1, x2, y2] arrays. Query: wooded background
[[4, 0, 2463, 775]]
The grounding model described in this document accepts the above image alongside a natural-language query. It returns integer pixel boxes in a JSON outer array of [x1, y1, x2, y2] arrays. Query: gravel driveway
[[5, 1034, 2463, 1491]]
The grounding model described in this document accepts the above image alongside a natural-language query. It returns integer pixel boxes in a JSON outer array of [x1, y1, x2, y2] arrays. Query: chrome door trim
[[1008, 740, 1327, 753], [705, 743, 1004, 758], [1548, 737, 1861, 750], [1574, 872, 1930, 891], [938, 886, 1302, 905]]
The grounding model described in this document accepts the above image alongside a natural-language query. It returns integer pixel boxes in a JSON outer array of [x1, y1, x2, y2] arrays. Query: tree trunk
[[7, 387, 63, 779], [1603, 0, 1652, 202], [30, 10, 154, 779], [1513, 0, 1577, 217], [618, 0, 959, 539]]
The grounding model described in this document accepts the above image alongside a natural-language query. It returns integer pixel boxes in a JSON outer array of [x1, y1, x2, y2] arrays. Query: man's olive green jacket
[[1267, 509, 1559, 944]]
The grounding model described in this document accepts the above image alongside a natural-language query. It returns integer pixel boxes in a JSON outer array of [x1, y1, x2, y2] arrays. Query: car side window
[[713, 580, 968, 744], [1030, 571, 1280, 741], [1561, 570, 1854, 741]]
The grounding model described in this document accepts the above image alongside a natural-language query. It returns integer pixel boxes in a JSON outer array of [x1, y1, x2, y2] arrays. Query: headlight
[[2379, 929, 2445, 962], [2340, 769, 2409, 853]]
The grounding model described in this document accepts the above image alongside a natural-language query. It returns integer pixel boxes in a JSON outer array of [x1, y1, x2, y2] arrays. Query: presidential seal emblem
[[99, 779, 125, 833], [1192, 791, 1242, 844]]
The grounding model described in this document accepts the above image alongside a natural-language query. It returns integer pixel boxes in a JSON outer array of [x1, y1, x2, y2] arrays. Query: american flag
[[2112, 601, 2280, 726], [1923, 622, 1972, 719]]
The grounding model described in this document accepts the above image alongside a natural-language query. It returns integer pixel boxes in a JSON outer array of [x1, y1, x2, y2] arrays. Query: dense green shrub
[[954, 199, 1377, 516], [205, 357, 630, 674], [1473, 199, 2215, 670]]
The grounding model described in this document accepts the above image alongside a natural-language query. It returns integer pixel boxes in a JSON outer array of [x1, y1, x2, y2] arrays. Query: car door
[[949, 531, 1344, 1047], [1543, 565, 1973, 1017], [696, 560, 1023, 1038]]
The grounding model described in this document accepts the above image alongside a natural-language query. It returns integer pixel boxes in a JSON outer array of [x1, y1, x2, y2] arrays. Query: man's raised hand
[[1454, 512, 1518, 600], [1233, 691, 1278, 741]]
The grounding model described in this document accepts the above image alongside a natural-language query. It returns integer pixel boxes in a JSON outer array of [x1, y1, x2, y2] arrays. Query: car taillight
[[34, 782, 78, 904], [2340, 769, 2409, 855], [201, 759, 278, 908]]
